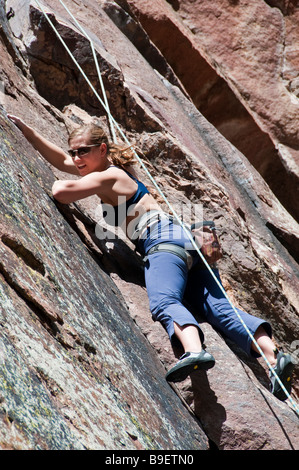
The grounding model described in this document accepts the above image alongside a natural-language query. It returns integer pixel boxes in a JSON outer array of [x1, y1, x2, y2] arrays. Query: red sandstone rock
[[124, 0, 299, 222], [1, 0, 298, 450]]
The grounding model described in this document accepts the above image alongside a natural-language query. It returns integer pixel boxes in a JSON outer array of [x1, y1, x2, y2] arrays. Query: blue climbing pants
[[138, 217, 272, 357]]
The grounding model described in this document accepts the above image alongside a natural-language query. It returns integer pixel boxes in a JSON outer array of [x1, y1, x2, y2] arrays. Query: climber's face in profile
[[68, 132, 108, 175]]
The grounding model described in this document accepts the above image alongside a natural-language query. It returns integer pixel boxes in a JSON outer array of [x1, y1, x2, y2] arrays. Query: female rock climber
[[8, 114, 294, 400]]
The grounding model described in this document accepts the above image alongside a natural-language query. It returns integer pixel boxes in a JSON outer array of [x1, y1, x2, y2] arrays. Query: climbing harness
[[146, 243, 193, 270], [32, 0, 298, 415]]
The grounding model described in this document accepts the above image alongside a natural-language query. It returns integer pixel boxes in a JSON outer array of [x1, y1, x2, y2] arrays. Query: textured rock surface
[[123, 0, 299, 224], [125, 0, 299, 223], [0, 0, 298, 450]]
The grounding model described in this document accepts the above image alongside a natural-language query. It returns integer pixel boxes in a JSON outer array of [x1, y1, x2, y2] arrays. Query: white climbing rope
[[54, 0, 117, 144], [33, 0, 298, 415]]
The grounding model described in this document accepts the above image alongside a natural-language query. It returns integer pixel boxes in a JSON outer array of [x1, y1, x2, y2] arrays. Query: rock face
[[125, 0, 299, 222], [0, 0, 298, 450]]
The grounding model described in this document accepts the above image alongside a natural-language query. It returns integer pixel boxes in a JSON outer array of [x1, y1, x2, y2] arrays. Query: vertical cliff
[[0, 0, 298, 450]]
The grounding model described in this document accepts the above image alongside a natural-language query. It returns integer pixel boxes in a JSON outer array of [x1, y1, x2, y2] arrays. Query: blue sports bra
[[101, 167, 149, 227]]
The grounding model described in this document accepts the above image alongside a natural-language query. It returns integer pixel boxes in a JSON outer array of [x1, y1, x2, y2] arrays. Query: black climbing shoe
[[165, 350, 215, 383], [269, 351, 295, 401]]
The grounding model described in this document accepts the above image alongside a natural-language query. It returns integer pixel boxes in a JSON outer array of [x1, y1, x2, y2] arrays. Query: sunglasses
[[68, 144, 100, 158]]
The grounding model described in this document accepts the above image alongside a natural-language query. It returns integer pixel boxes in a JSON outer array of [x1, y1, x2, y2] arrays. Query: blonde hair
[[68, 123, 164, 204], [68, 123, 136, 169]]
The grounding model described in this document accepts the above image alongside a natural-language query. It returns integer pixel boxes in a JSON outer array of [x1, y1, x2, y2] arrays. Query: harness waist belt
[[129, 210, 171, 241], [145, 243, 193, 270]]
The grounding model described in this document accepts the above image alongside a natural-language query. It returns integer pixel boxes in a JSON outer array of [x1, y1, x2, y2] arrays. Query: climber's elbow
[[52, 180, 74, 204]]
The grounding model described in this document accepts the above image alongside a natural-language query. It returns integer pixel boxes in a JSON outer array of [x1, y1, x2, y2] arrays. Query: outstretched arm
[[7, 114, 79, 175]]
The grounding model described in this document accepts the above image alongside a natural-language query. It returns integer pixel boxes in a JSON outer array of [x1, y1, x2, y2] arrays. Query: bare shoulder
[[105, 165, 127, 175]]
